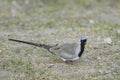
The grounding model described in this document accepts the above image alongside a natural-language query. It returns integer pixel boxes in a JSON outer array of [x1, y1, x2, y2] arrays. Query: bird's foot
[[65, 60, 73, 65]]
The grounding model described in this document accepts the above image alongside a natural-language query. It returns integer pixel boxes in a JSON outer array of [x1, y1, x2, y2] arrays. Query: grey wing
[[60, 43, 77, 54], [50, 43, 78, 59], [49, 44, 61, 55]]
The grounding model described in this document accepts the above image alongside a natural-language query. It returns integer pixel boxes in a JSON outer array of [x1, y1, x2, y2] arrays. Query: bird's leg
[[65, 60, 73, 65], [61, 58, 73, 65]]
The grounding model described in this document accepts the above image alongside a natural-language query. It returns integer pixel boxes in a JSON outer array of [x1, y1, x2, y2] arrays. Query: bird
[[8, 36, 87, 63]]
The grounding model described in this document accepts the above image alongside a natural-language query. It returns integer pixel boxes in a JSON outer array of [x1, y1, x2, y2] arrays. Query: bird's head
[[79, 36, 87, 46]]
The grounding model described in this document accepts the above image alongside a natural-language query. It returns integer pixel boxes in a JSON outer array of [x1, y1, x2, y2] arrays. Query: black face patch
[[81, 39, 87, 45], [78, 39, 87, 57], [81, 39, 87, 43]]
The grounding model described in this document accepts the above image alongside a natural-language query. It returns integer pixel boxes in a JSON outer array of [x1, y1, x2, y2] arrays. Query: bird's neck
[[78, 43, 85, 57]]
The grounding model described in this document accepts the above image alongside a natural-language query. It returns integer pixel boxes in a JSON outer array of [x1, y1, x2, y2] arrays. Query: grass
[[0, 0, 120, 80]]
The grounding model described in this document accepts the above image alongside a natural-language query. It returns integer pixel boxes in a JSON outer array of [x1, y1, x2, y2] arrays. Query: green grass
[[111, 53, 120, 59]]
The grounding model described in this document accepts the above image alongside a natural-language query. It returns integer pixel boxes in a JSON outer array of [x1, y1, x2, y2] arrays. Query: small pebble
[[104, 37, 112, 44], [89, 19, 95, 24], [97, 56, 101, 60]]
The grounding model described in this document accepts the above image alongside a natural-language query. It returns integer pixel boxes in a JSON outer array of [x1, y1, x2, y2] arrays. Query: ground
[[0, 0, 120, 80]]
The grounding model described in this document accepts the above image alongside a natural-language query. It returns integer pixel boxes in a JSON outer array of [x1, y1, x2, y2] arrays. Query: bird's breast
[[75, 44, 80, 55]]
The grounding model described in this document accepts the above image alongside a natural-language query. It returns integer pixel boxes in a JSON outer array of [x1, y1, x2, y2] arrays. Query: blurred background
[[0, 0, 120, 80]]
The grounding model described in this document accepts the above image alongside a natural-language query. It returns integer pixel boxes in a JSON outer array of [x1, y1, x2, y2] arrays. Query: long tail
[[8, 39, 52, 51]]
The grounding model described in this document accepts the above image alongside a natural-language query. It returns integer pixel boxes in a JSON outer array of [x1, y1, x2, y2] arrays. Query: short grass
[[0, 0, 120, 80]]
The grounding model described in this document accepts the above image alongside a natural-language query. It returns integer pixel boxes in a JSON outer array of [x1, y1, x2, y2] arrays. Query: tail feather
[[8, 39, 52, 51]]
